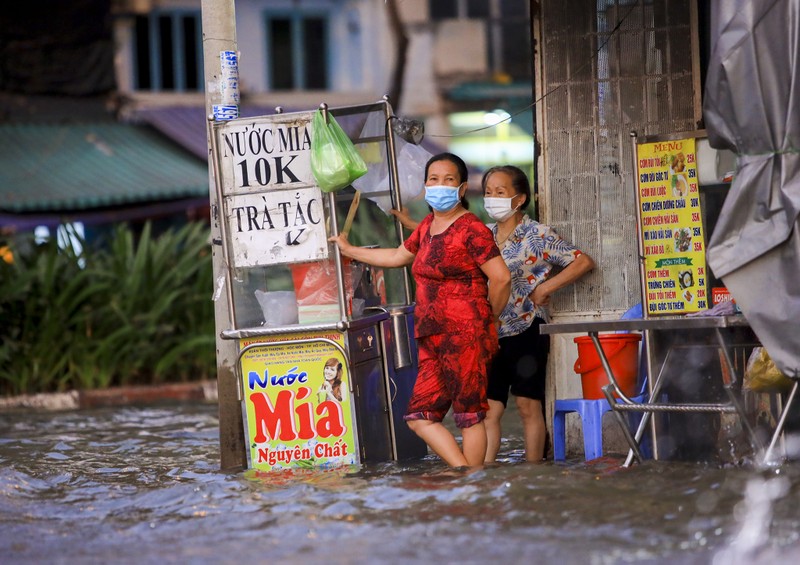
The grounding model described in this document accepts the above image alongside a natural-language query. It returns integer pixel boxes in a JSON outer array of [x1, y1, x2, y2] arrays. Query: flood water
[[2, 402, 800, 564]]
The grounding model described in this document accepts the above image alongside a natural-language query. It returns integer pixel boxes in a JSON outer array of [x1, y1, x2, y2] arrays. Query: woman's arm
[[390, 207, 421, 231], [531, 252, 595, 306], [480, 255, 512, 321], [328, 233, 415, 268]]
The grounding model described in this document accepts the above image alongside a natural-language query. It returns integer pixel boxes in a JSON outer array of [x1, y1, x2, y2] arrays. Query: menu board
[[636, 137, 708, 315]]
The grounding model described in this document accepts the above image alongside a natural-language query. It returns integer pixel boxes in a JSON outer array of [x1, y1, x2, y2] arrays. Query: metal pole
[[630, 131, 647, 313], [207, 117, 237, 328], [590, 333, 636, 404], [602, 385, 644, 464], [764, 380, 799, 465], [623, 346, 676, 466], [715, 328, 763, 454], [200, 0, 246, 471], [382, 96, 412, 304], [320, 103, 349, 321], [630, 129, 661, 459]]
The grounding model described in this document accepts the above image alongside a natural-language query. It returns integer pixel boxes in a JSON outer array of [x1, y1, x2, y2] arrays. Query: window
[[430, 0, 489, 19], [35, 223, 86, 267], [429, 0, 530, 81], [134, 11, 203, 91], [266, 13, 329, 90]]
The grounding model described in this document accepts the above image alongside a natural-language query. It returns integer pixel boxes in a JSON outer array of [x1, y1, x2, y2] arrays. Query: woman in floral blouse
[[481, 165, 595, 462]]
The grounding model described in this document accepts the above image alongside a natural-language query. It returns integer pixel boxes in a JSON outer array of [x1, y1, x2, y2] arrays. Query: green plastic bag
[[310, 109, 368, 193]]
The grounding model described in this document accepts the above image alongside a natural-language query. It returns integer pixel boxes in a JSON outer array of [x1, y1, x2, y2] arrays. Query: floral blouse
[[489, 215, 583, 338]]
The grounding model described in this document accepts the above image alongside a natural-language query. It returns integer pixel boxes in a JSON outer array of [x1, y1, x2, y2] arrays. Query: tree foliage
[[0, 222, 216, 396]]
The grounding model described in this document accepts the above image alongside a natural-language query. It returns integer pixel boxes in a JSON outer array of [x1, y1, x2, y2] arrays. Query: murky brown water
[[1, 403, 799, 564]]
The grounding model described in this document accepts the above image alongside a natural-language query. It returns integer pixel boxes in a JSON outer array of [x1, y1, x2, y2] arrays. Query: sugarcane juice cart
[[209, 100, 427, 471]]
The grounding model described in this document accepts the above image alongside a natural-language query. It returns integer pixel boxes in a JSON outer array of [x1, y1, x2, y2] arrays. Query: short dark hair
[[425, 152, 470, 210], [480, 165, 531, 210]]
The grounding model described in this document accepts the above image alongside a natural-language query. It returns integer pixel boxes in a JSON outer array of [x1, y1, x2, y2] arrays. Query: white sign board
[[215, 112, 327, 267], [225, 188, 327, 267]]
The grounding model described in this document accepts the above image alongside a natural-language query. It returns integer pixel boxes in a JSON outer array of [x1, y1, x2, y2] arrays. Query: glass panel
[[182, 16, 199, 90], [330, 108, 408, 306], [429, 0, 458, 20], [232, 265, 296, 329], [499, 0, 528, 18], [269, 18, 294, 90], [499, 21, 530, 79], [158, 15, 174, 90], [134, 16, 151, 89], [303, 18, 328, 89], [224, 105, 411, 329], [619, 31, 645, 78], [467, 0, 489, 18], [543, 36, 568, 83]]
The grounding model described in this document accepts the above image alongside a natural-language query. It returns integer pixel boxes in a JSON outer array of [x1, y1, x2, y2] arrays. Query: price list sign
[[636, 137, 708, 315], [213, 111, 330, 268]]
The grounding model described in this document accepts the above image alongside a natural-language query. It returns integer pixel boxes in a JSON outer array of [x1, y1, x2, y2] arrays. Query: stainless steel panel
[[389, 311, 413, 370], [379, 313, 427, 461], [351, 356, 392, 462]]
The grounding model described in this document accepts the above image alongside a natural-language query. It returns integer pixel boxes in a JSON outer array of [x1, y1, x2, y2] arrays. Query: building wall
[[114, 0, 391, 109], [112, 0, 526, 126], [536, 0, 701, 457]]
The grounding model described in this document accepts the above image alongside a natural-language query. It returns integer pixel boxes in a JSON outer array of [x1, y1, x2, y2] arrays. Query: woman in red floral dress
[[330, 153, 510, 467]]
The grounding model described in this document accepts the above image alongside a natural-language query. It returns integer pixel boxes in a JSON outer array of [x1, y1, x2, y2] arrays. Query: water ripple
[[1, 404, 800, 563]]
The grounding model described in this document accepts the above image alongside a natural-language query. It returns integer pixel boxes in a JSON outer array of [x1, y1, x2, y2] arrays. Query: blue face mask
[[424, 185, 462, 212]]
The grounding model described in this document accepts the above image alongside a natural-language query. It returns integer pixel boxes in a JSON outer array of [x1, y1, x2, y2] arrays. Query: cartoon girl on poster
[[318, 357, 344, 403]]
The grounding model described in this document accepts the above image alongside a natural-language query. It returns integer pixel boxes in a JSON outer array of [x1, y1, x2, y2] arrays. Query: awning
[[704, 0, 800, 377], [0, 122, 209, 216]]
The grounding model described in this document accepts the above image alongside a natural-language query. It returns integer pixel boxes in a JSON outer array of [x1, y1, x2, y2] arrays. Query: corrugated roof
[[134, 105, 455, 167], [134, 105, 284, 160], [0, 122, 209, 213]]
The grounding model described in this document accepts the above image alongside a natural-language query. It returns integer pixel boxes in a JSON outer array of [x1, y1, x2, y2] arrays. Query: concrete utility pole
[[200, 0, 246, 471]]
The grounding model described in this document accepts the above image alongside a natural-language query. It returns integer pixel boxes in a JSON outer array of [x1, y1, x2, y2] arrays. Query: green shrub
[[0, 222, 216, 396]]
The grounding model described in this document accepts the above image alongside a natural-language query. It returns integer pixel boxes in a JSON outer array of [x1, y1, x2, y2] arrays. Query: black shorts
[[487, 318, 550, 406]]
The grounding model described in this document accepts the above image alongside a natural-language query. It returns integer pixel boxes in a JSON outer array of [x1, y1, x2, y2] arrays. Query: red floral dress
[[402, 213, 501, 428]]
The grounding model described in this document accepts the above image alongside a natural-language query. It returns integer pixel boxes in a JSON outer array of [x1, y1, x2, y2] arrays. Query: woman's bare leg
[[461, 421, 488, 466], [407, 420, 468, 467], [516, 396, 546, 461], [484, 399, 506, 462]]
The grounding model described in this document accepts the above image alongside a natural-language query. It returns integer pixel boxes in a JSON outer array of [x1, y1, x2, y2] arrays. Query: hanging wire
[[426, 1, 639, 139]]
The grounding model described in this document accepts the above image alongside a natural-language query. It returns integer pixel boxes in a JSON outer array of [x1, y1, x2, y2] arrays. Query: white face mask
[[484, 196, 519, 222]]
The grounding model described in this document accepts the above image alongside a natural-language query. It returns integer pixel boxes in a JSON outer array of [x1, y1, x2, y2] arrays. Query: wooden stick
[[341, 190, 361, 237]]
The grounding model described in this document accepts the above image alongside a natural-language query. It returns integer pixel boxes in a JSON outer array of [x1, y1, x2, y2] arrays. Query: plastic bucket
[[573, 334, 642, 400]]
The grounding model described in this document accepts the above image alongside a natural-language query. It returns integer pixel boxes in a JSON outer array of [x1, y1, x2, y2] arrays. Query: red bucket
[[573, 334, 642, 400]]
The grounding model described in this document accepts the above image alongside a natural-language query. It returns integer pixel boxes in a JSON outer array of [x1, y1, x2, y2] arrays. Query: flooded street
[[2, 402, 800, 564]]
